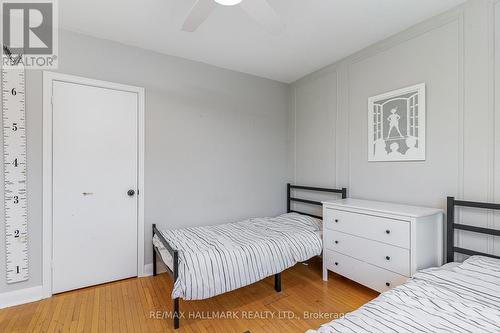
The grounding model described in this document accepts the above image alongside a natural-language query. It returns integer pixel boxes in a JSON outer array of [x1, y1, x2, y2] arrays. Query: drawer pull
[[334, 219, 339, 223], [385, 256, 390, 261], [334, 262, 339, 266], [386, 282, 391, 287], [385, 229, 391, 234], [334, 240, 339, 244]]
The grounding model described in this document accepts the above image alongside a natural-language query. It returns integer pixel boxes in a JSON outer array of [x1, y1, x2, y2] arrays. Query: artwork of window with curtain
[[368, 83, 426, 162]]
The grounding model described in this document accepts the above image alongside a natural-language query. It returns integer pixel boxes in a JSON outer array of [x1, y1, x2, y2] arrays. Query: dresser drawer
[[324, 230, 410, 276], [324, 209, 410, 248], [325, 250, 408, 293]]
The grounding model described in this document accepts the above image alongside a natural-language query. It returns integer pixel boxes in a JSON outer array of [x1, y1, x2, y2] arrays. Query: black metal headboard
[[447, 196, 500, 263], [287, 183, 347, 219]]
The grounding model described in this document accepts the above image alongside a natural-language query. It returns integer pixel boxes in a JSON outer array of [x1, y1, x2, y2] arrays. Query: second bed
[[308, 196, 500, 333]]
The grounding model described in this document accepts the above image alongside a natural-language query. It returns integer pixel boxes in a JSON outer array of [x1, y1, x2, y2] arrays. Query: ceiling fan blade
[[182, 0, 217, 32], [240, 0, 284, 34]]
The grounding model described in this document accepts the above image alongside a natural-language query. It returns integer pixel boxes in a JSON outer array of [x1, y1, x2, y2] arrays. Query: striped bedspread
[[154, 213, 322, 300], [309, 255, 500, 333]]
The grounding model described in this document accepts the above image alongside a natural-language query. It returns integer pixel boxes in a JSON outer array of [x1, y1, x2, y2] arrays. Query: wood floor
[[0, 257, 378, 333]]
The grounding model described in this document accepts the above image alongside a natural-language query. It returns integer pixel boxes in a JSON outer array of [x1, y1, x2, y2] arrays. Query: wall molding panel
[[494, 0, 500, 255], [486, 0, 496, 253]]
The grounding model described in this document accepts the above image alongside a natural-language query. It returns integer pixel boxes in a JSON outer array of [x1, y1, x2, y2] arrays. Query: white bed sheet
[[153, 213, 323, 300], [152, 234, 174, 270], [308, 256, 500, 333]]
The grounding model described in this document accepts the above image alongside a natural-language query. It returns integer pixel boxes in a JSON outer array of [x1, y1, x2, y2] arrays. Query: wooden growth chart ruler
[[2, 65, 29, 283]]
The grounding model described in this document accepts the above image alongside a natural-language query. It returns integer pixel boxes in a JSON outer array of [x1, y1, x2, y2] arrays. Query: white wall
[[289, 0, 499, 255], [0, 30, 290, 295]]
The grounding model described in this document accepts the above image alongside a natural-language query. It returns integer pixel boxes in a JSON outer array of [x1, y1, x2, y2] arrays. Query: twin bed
[[153, 188, 500, 332], [152, 184, 346, 329], [309, 255, 500, 332]]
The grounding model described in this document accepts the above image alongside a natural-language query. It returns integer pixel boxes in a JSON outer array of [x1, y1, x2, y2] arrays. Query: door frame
[[42, 71, 145, 297]]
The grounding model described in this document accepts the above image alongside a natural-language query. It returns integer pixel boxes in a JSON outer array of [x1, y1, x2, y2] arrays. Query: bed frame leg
[[152, 224, 157, 276], [173, 298, 180, 329], [152, 249, 157, 276], [275, 273, 281, 292], [173, 250, 180, 329]]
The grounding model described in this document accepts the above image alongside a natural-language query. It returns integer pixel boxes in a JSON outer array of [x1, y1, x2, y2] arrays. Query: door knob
[[127, 189, 135, 197]]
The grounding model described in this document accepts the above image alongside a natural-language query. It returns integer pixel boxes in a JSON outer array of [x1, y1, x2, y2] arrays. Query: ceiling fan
[[182, 0, 283, 34]]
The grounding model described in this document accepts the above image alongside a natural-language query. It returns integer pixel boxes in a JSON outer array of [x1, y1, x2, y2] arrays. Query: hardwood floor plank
[[90, 288, 100, 333], [104, 285, 112, 333], [75, 289, 88, 333], [82, 288, 94, 333], [46, 294, 65, 332], [36, 297, 56, 333]]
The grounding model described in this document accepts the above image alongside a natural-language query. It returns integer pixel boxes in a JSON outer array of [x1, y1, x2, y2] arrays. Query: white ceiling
[[60, 0, 466, 83]]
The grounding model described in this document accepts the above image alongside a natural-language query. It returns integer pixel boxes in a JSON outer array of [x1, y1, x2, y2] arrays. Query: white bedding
[[308, 255, 500, 333], [153, 213, 323, 300], [152, 235, 174, 270]]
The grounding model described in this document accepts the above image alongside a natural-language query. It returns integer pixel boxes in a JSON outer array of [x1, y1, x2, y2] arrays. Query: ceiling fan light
[[214, 0, 242, 6]]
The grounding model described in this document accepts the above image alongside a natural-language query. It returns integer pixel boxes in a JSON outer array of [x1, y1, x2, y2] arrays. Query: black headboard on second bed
[[286, 183, 347, 219], [447, 196, 500, 263]]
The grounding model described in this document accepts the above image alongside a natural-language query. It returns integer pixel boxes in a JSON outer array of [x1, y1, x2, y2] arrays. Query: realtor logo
[[2, 0, 58, 69]]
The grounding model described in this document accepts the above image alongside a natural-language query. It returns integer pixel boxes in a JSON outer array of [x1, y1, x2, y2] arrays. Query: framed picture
[[368, 83, 426, 162]]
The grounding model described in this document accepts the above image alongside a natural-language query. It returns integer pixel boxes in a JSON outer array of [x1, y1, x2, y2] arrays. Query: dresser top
[[322, 198, 443, 218]]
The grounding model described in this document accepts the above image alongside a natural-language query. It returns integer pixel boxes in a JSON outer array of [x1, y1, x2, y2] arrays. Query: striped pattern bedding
[[309, 255, 500, 333], [154, 213, 322, 300]]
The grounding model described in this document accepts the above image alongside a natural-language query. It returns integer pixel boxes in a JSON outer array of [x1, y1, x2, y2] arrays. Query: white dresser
[[322, 199, 443, 293]]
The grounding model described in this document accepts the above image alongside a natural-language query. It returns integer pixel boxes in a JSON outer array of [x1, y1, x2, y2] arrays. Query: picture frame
[[368, 83, 426, 162]]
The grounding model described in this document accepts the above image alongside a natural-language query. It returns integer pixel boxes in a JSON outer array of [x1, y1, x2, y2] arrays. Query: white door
[[52, 81, 138, 293]]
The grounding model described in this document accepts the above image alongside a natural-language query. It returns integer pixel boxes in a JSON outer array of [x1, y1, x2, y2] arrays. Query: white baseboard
[[142, 261, 167, 277], [0, 285, 46, 309], [143, 263, 154, 276]]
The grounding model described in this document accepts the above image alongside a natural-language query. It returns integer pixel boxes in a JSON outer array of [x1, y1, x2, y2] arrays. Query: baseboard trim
[[142, 262, 167, 277], [143, 263, 154, 276], [0, 286, 45, 309]]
